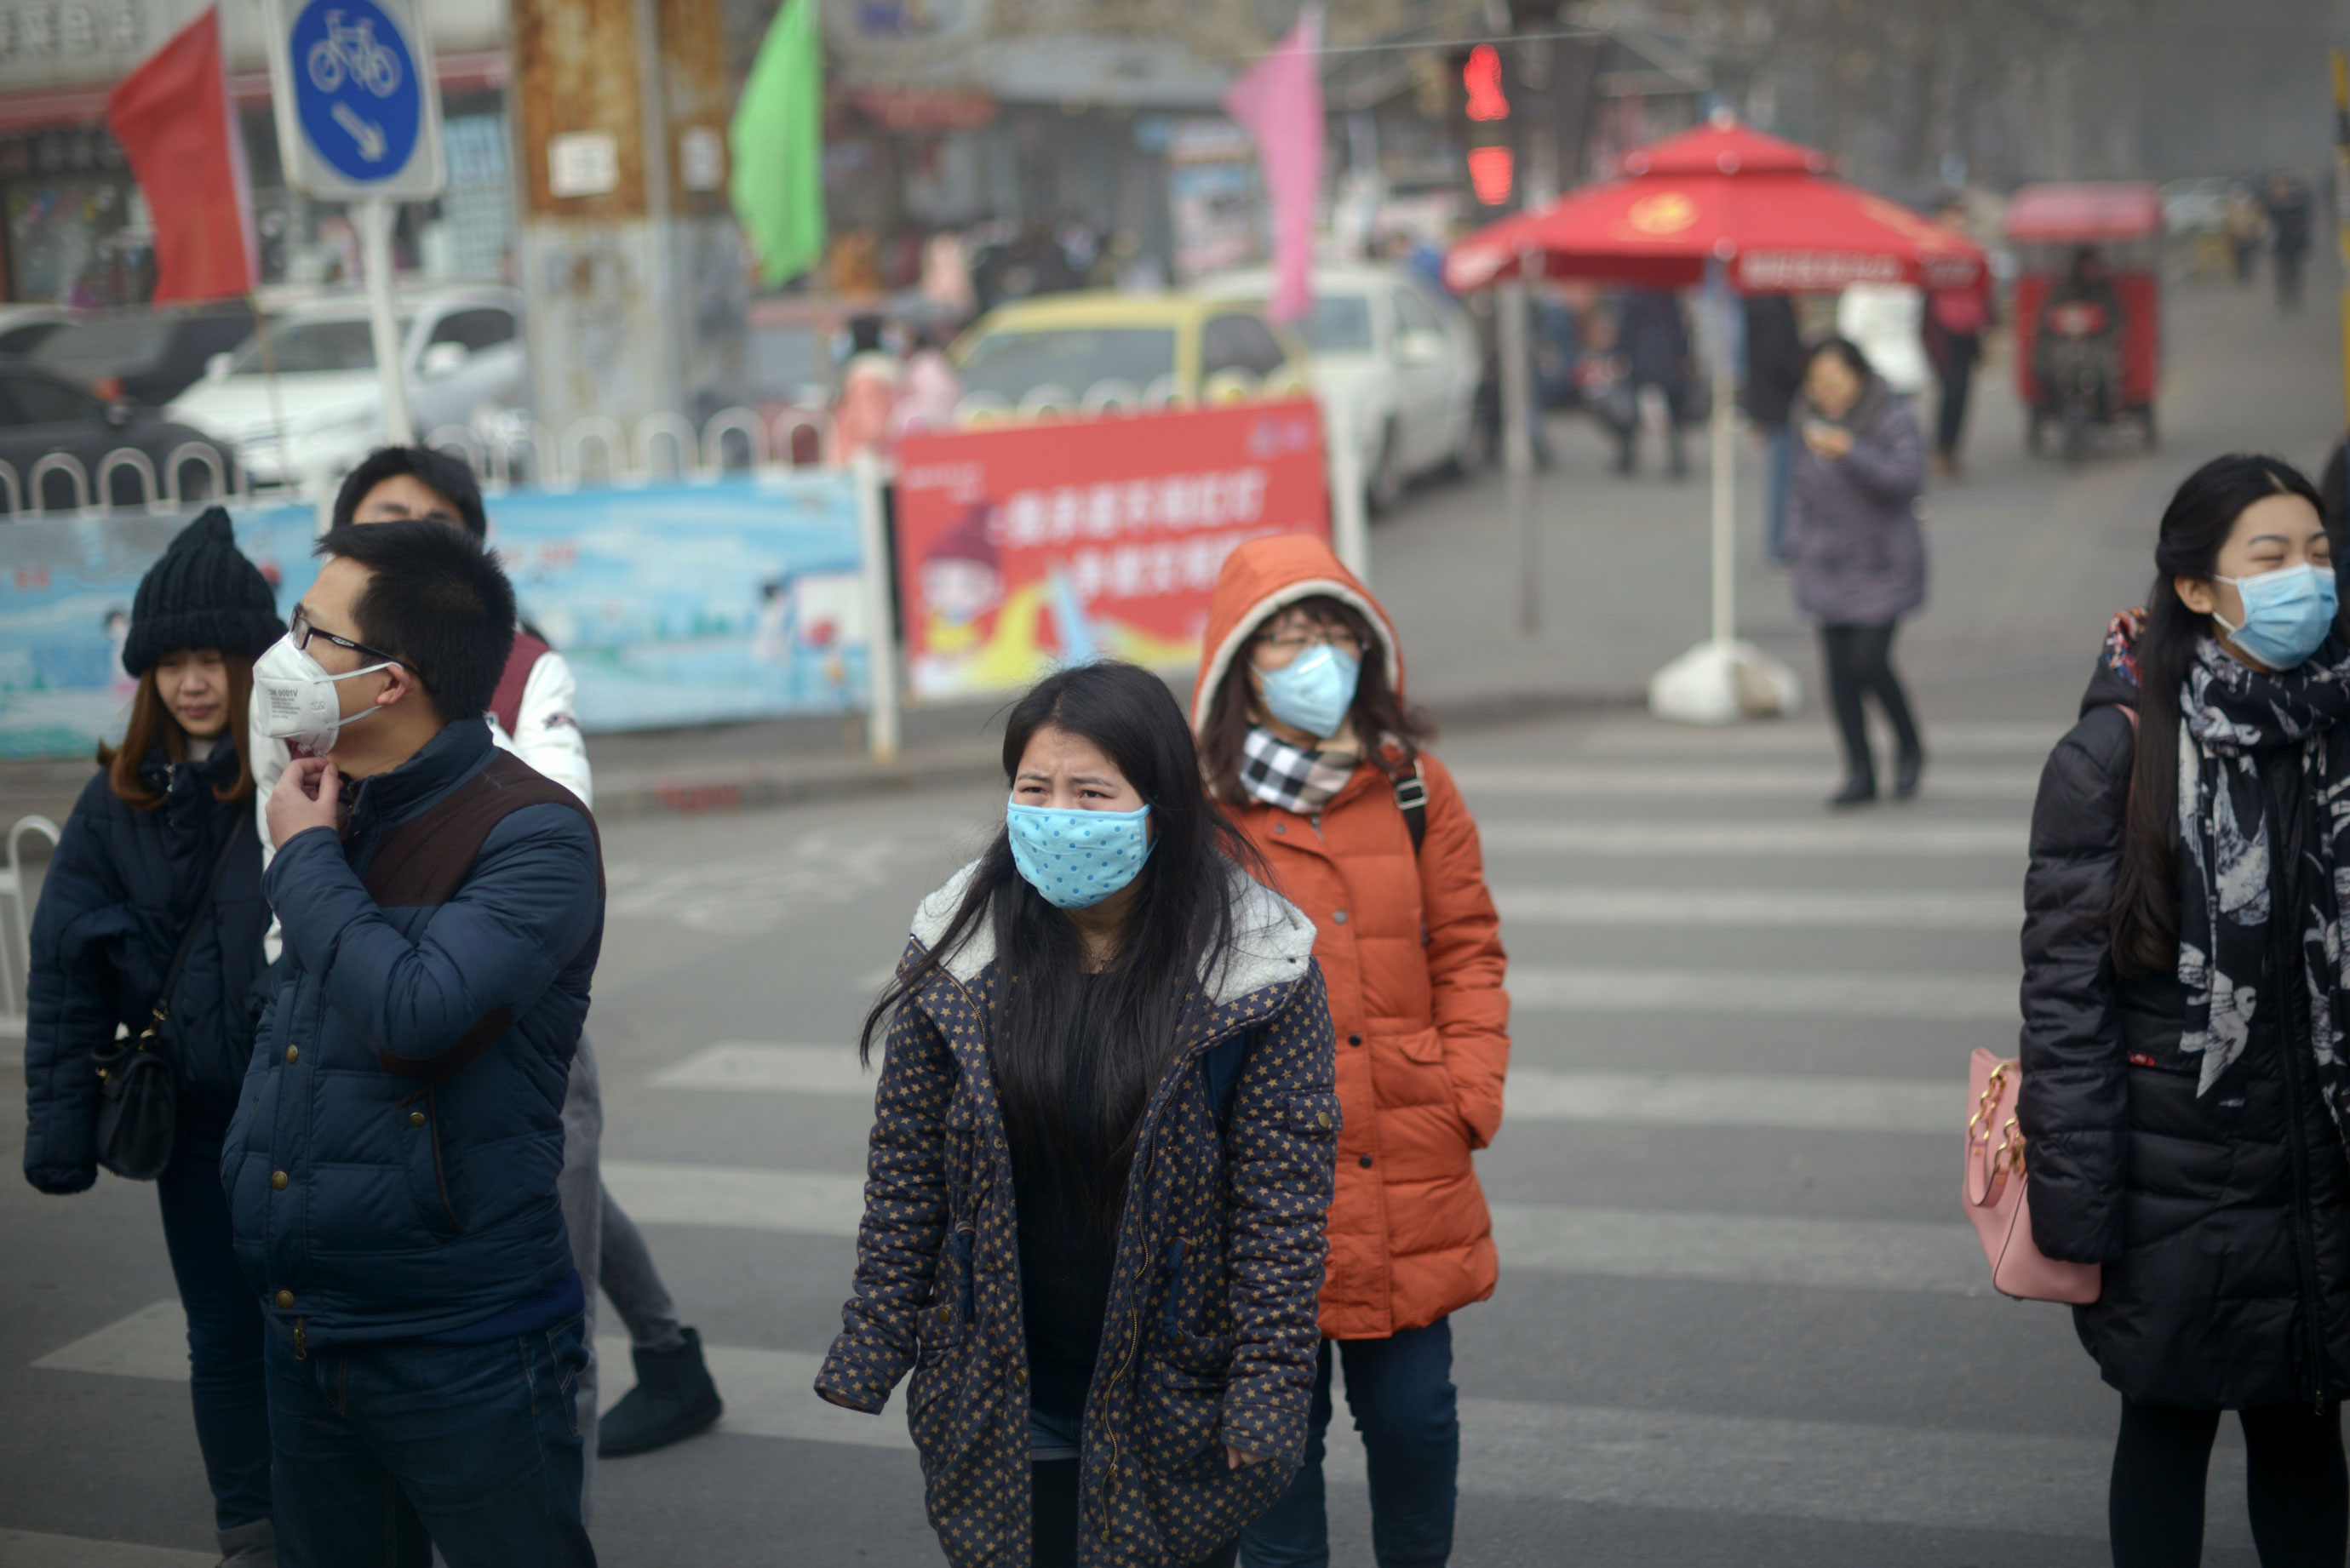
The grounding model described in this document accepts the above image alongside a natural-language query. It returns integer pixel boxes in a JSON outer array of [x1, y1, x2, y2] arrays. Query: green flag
[[730, 0, 826, 288]]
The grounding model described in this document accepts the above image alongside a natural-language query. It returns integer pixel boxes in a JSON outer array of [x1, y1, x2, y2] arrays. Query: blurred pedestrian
[[1923, 200, 1992, 478], [834, 314, 905, 459], [1189, 535, 1510, 1568], [2020, 455, 2350, 1568], [1613, 288, 1691, 477], [234, 521, 603, 1564], [249, 447, 725, 1476], [890, 329, 963, 443], [23, 509, 283, 1566], [2224, 186, 2267, 285], [2266, 174, 2313, 314], [817, 661, 1338, 1568], [1784, 337, 1928, 807], [1834, 282, 1930, 404], [1740, 294, 1806, 563]]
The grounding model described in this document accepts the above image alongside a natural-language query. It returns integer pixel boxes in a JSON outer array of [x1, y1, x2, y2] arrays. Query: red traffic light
[[1464, 44, 1509, 122], [1468, 146, 1515, 204]]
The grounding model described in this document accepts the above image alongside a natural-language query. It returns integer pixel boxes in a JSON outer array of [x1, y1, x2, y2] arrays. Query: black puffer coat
[[2019, 651, 2350, 1409], [22, 738, 268, 1193]]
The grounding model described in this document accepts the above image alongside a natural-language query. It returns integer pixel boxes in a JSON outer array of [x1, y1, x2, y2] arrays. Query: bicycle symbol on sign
[[306, 10, 402, 97]]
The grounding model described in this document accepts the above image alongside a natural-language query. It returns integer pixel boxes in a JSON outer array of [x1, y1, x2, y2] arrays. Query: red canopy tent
[[1442, 115, 1987, 723]]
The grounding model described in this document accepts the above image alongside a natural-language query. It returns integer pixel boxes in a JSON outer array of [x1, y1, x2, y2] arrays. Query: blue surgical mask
[[1258, 644, 1361, 740], [2215, 564, 2339, 669], [1005, 799, 1155, 910]]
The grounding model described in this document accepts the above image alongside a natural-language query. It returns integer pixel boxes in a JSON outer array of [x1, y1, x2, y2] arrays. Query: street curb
[[584, 687, 1647, 822]]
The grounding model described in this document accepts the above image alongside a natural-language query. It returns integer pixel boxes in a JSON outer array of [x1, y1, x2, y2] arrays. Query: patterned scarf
[[1239, 725, 1361, 814], [2175, 636, 2350, 1142]]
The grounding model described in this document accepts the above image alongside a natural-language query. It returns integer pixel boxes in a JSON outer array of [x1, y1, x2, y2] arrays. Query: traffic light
[[1460, 42, 1513, 203]]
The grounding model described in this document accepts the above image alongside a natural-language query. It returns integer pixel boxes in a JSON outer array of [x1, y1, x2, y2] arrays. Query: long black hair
[[857, 661, 1267, 1228], [2108, 454, 2335, 976]]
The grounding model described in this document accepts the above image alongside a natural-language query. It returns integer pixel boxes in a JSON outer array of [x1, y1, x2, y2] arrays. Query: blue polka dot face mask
[[1005, 798, 1155, 910]]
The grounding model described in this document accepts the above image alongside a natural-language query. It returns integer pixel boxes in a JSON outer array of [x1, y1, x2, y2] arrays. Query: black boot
[[1827, 775, 1877, 810], [1893, 749, 1924, 800], [599, 1326, 724, 1457]]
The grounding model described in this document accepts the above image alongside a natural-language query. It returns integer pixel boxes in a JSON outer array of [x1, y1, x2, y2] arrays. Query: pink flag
[[1223, 8, 1323, 324]]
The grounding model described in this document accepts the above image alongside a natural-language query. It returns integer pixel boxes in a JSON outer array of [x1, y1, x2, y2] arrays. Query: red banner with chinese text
[[893, 400, 1329, 701]]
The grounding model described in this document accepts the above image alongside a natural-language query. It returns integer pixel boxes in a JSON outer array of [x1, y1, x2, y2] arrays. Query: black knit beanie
[[122, 507, 285, 677]]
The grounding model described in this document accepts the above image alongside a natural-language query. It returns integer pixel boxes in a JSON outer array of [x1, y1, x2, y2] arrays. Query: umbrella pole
[[1499, 272, 1538, 635], [1710, 283, 1735, 645]]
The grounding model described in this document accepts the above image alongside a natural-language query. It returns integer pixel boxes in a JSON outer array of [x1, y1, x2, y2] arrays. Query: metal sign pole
[[1499, 262, 1537, 635], [358, 197, 411, 446], [852, 449, 901, 764], [2333, 50, 2350, 426], [1708, 267, 1736, 646]]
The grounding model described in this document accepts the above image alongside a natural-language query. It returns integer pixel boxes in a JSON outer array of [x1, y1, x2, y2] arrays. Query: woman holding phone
[[1784, 335, 1929, 807]]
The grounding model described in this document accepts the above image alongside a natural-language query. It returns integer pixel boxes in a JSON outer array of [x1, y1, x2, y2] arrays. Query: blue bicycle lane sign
[[265, 0, 444, 199]]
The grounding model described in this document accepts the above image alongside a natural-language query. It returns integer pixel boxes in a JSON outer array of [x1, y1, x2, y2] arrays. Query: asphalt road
[[4, 273, 2337, 1566]]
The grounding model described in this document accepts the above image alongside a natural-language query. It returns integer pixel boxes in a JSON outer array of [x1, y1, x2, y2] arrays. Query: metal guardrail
[[0, 441, 244, 518], [0, 815, 60, 1038]]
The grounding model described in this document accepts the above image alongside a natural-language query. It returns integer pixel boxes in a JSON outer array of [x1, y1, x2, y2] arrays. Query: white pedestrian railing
[[0, 815, 60, 1039], [0, 441, 245, 519]]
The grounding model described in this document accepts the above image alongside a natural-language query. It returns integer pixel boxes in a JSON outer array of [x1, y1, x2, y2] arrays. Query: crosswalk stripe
[[1510, 966, 2015, 1021], [0, 1531, 215, 1567], [1450, 764, 2038, 800], [34, 1305, 2228, 1545], [1505, 1069, 1957, 1133], [1477, 820, 2026, 857], [647, 1044, 1958, 1136], [1493, 886, 2017, 930], [1573, 720, 2063, 756], [595, 1159, 1986, 1296]]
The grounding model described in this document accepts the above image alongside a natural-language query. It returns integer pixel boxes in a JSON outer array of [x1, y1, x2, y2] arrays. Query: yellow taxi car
[[949, 291, 1310, 420]]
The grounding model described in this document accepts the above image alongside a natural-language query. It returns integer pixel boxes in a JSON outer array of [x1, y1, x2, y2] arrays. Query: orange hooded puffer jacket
[[1192, 535, 1510, 1340]]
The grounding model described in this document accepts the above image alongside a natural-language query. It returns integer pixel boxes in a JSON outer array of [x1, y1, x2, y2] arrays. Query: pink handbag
[[1963, 1047, 2101, 1304]]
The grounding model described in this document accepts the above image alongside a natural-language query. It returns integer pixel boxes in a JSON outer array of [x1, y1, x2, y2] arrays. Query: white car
[[1198, 264, 1484, 512], [167, 284, 526, 488]]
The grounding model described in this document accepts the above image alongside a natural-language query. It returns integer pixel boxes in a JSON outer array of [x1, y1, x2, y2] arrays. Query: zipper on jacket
[[292, 1318, 307, 1359], [2268, 777, 2330, 1407]]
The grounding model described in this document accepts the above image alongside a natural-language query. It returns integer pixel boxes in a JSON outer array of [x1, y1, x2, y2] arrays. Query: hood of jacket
[[910, 857, 1315, 1004], [1191, 535, 1402, 736]]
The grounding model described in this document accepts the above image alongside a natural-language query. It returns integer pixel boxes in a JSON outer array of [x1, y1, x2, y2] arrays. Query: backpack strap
[[1394, 760, 1429, 856], [489, 632, 553, 737]]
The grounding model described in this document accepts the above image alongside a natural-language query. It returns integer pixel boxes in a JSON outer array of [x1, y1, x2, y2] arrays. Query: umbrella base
[[1647, 638, 1803, 725]]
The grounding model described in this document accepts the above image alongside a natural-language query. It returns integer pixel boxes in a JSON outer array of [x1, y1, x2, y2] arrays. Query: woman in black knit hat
[[22, 507, 285, 1566]]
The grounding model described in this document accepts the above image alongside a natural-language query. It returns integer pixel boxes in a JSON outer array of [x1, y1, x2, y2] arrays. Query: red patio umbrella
[[1443, 114, 1986, 724]]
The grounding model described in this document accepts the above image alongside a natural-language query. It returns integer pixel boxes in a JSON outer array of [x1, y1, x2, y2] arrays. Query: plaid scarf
[[1239, 725, 1361, 814]]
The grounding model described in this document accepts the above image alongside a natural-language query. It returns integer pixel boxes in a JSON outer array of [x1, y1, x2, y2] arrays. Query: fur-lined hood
[[908, 856, 1315, 1003]]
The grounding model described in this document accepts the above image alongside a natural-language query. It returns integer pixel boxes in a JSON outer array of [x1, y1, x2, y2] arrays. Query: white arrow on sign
[[331, 101, 387, 162]]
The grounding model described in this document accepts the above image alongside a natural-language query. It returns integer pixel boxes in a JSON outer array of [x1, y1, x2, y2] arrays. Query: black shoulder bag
[[92, 820, 247, 1182]]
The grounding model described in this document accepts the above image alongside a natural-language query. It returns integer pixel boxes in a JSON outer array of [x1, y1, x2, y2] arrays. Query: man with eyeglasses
[[248, 449, 727, 1497], [228, 518, 604, 1565]]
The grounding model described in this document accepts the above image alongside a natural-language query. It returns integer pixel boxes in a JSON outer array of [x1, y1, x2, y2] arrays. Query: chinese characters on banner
[[893, 399, 1329, 701]]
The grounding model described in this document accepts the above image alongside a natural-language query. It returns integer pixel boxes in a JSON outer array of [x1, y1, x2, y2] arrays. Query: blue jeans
[[264, 1315, 597, 1568], [158, 1135, 270, 1531], [1764, 425, 1795, 563], [1238, 1318, 1458, 1568]]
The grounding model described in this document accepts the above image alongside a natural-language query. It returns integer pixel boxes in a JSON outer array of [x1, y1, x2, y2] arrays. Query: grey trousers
[[557, 1035, 603, 1525], [599, 1188, 685, 1353]]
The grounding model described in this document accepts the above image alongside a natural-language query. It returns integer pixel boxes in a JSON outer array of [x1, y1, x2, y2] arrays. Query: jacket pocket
[[1142, 1328, 1232, 1462], [400, 1089, 465, 1237], [1287, 1093, 1343, 1138]]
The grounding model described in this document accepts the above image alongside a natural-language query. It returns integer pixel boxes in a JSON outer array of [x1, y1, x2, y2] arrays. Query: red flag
[[106, 8, 255, 303], [1222, 7, 1323, 324]]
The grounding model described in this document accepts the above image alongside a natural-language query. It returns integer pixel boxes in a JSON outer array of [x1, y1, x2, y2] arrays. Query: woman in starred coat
[[817, 661, 1340, 1567]]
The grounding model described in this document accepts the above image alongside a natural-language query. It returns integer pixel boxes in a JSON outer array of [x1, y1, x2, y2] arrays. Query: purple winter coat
[[1785, 377, 1928, 626]]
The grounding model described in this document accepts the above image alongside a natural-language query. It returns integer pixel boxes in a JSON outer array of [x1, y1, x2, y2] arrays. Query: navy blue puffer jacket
[[23, 738, 267, 1194], [225, 719, 604, 1345]]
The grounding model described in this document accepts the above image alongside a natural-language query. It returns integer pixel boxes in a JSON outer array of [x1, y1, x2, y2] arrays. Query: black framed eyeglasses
[[290, 608, 403, 671]]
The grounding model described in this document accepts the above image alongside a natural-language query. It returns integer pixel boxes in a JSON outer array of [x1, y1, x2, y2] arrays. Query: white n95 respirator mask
[[253, 634, 392, 757]]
